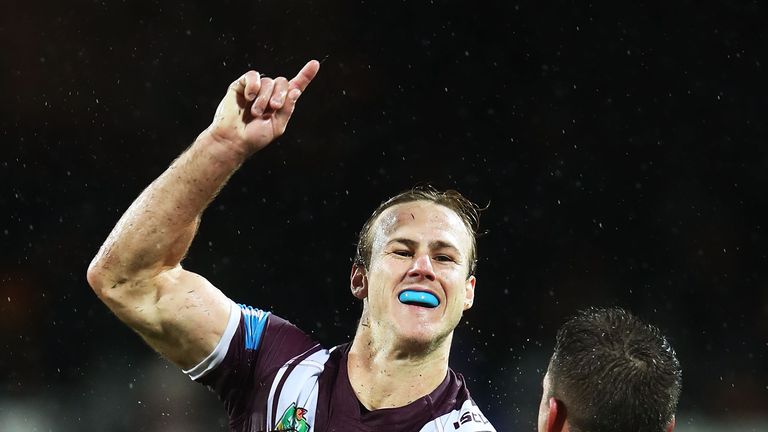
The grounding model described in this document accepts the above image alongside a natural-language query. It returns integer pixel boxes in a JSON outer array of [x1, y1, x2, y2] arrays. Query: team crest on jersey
[[276, 402, 311, 432]]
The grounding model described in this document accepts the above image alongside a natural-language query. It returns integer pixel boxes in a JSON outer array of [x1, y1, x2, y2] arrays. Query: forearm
[[86, 64, 318, 367], [87, 60, 320, 291], [89, 130, 249, 287]]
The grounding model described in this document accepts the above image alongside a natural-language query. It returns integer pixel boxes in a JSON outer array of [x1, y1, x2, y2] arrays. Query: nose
[[408, 254, 436, 281]]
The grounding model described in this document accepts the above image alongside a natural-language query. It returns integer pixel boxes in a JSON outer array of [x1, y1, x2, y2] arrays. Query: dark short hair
[[353, 185, 482, 277], [548, 307, 682, 432]]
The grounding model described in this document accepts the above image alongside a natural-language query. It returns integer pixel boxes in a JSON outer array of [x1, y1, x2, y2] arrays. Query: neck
[[347, 317, 452, 411]]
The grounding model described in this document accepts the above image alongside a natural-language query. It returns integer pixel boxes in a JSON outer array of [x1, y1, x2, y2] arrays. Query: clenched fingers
[[252, 77, 275, 116], [269, 77, 290, 110], [230, 70, 262, 102], [272, 87, 301, 130]]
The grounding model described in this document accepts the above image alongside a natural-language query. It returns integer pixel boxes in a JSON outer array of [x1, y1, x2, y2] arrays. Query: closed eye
[[434, 254, 456, 263]]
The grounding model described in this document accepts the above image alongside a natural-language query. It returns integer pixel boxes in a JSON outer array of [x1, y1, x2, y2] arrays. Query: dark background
[[2, 1, 767, 430]]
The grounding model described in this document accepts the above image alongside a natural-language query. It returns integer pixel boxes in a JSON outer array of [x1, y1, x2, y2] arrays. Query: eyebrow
[[386, 238, 463, 257]]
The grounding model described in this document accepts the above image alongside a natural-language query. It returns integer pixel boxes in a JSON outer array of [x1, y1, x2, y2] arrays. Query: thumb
[[214, 71, 261, 120]]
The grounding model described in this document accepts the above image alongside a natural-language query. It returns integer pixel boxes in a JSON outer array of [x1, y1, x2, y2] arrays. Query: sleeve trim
[[183, 300, 242, 381], [242, 304, 269, 351]]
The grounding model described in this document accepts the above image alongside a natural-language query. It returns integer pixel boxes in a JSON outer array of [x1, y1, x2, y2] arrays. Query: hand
[[206, 60, 320, 155]]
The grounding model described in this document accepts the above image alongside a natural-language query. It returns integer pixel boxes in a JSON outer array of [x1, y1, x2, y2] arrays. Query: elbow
[[87, 244, 141, 297], [87, 257, 112, 297], [86, 251, 130, 299], [86, 257, 161, 335], [87, 258, 139, 315]]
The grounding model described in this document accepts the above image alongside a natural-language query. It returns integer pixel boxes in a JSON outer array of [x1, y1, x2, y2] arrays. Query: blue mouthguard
[[398, 290, 439, 308]]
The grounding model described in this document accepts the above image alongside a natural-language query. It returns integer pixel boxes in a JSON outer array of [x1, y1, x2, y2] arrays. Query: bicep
[[104, 266, 233, 369]]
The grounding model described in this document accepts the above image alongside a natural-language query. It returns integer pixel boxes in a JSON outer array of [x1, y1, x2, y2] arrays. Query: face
[[351, 201, 476, 348]]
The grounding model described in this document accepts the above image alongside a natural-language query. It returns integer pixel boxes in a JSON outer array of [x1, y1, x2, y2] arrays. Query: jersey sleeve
[[183, 300, 318, 419]]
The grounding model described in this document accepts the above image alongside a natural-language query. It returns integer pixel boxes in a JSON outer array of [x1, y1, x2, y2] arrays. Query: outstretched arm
[[87, 61, 320, 369]]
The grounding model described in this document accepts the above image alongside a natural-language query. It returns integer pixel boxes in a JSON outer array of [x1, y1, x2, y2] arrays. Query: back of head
[[548, 307, 682, 432]]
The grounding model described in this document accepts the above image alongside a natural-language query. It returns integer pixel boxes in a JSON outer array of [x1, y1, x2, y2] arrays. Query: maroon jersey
[[184, 302, 496, 432]]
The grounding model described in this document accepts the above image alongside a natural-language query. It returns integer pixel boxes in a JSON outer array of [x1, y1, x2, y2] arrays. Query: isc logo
[[452, 408, 490, 429]]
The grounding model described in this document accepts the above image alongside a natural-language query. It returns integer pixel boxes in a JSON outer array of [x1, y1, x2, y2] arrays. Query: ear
[[462, 275, 476, 311], [546, 397, 568, 432], [350, 264, 368, 299], [666, 415, 676, 432]]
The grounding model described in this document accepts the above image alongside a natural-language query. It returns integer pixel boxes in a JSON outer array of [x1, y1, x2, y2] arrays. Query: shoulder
[[420, 369, 497, 432], [421, 397, 497, 432], [184, 303, 318, 381]]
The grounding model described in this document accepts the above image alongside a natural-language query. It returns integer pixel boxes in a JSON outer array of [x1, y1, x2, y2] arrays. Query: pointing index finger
[[288, 60, 320, 93]]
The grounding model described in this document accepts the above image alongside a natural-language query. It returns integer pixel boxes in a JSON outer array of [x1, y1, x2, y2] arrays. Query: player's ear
[[546, 397, 568, 432], [463, 275, 476, 311], [350, 264, 368, 299]]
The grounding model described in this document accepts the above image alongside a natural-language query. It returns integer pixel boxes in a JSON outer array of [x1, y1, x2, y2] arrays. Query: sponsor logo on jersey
[[276, 402, 311, 432]]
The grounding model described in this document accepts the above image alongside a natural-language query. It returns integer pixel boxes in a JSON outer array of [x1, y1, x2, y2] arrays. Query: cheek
[[443, 275, 469, 301], [366, 268, 397, 299]]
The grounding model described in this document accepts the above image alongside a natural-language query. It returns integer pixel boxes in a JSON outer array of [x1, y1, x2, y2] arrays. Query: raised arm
[[87, 61, 320, 369]]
